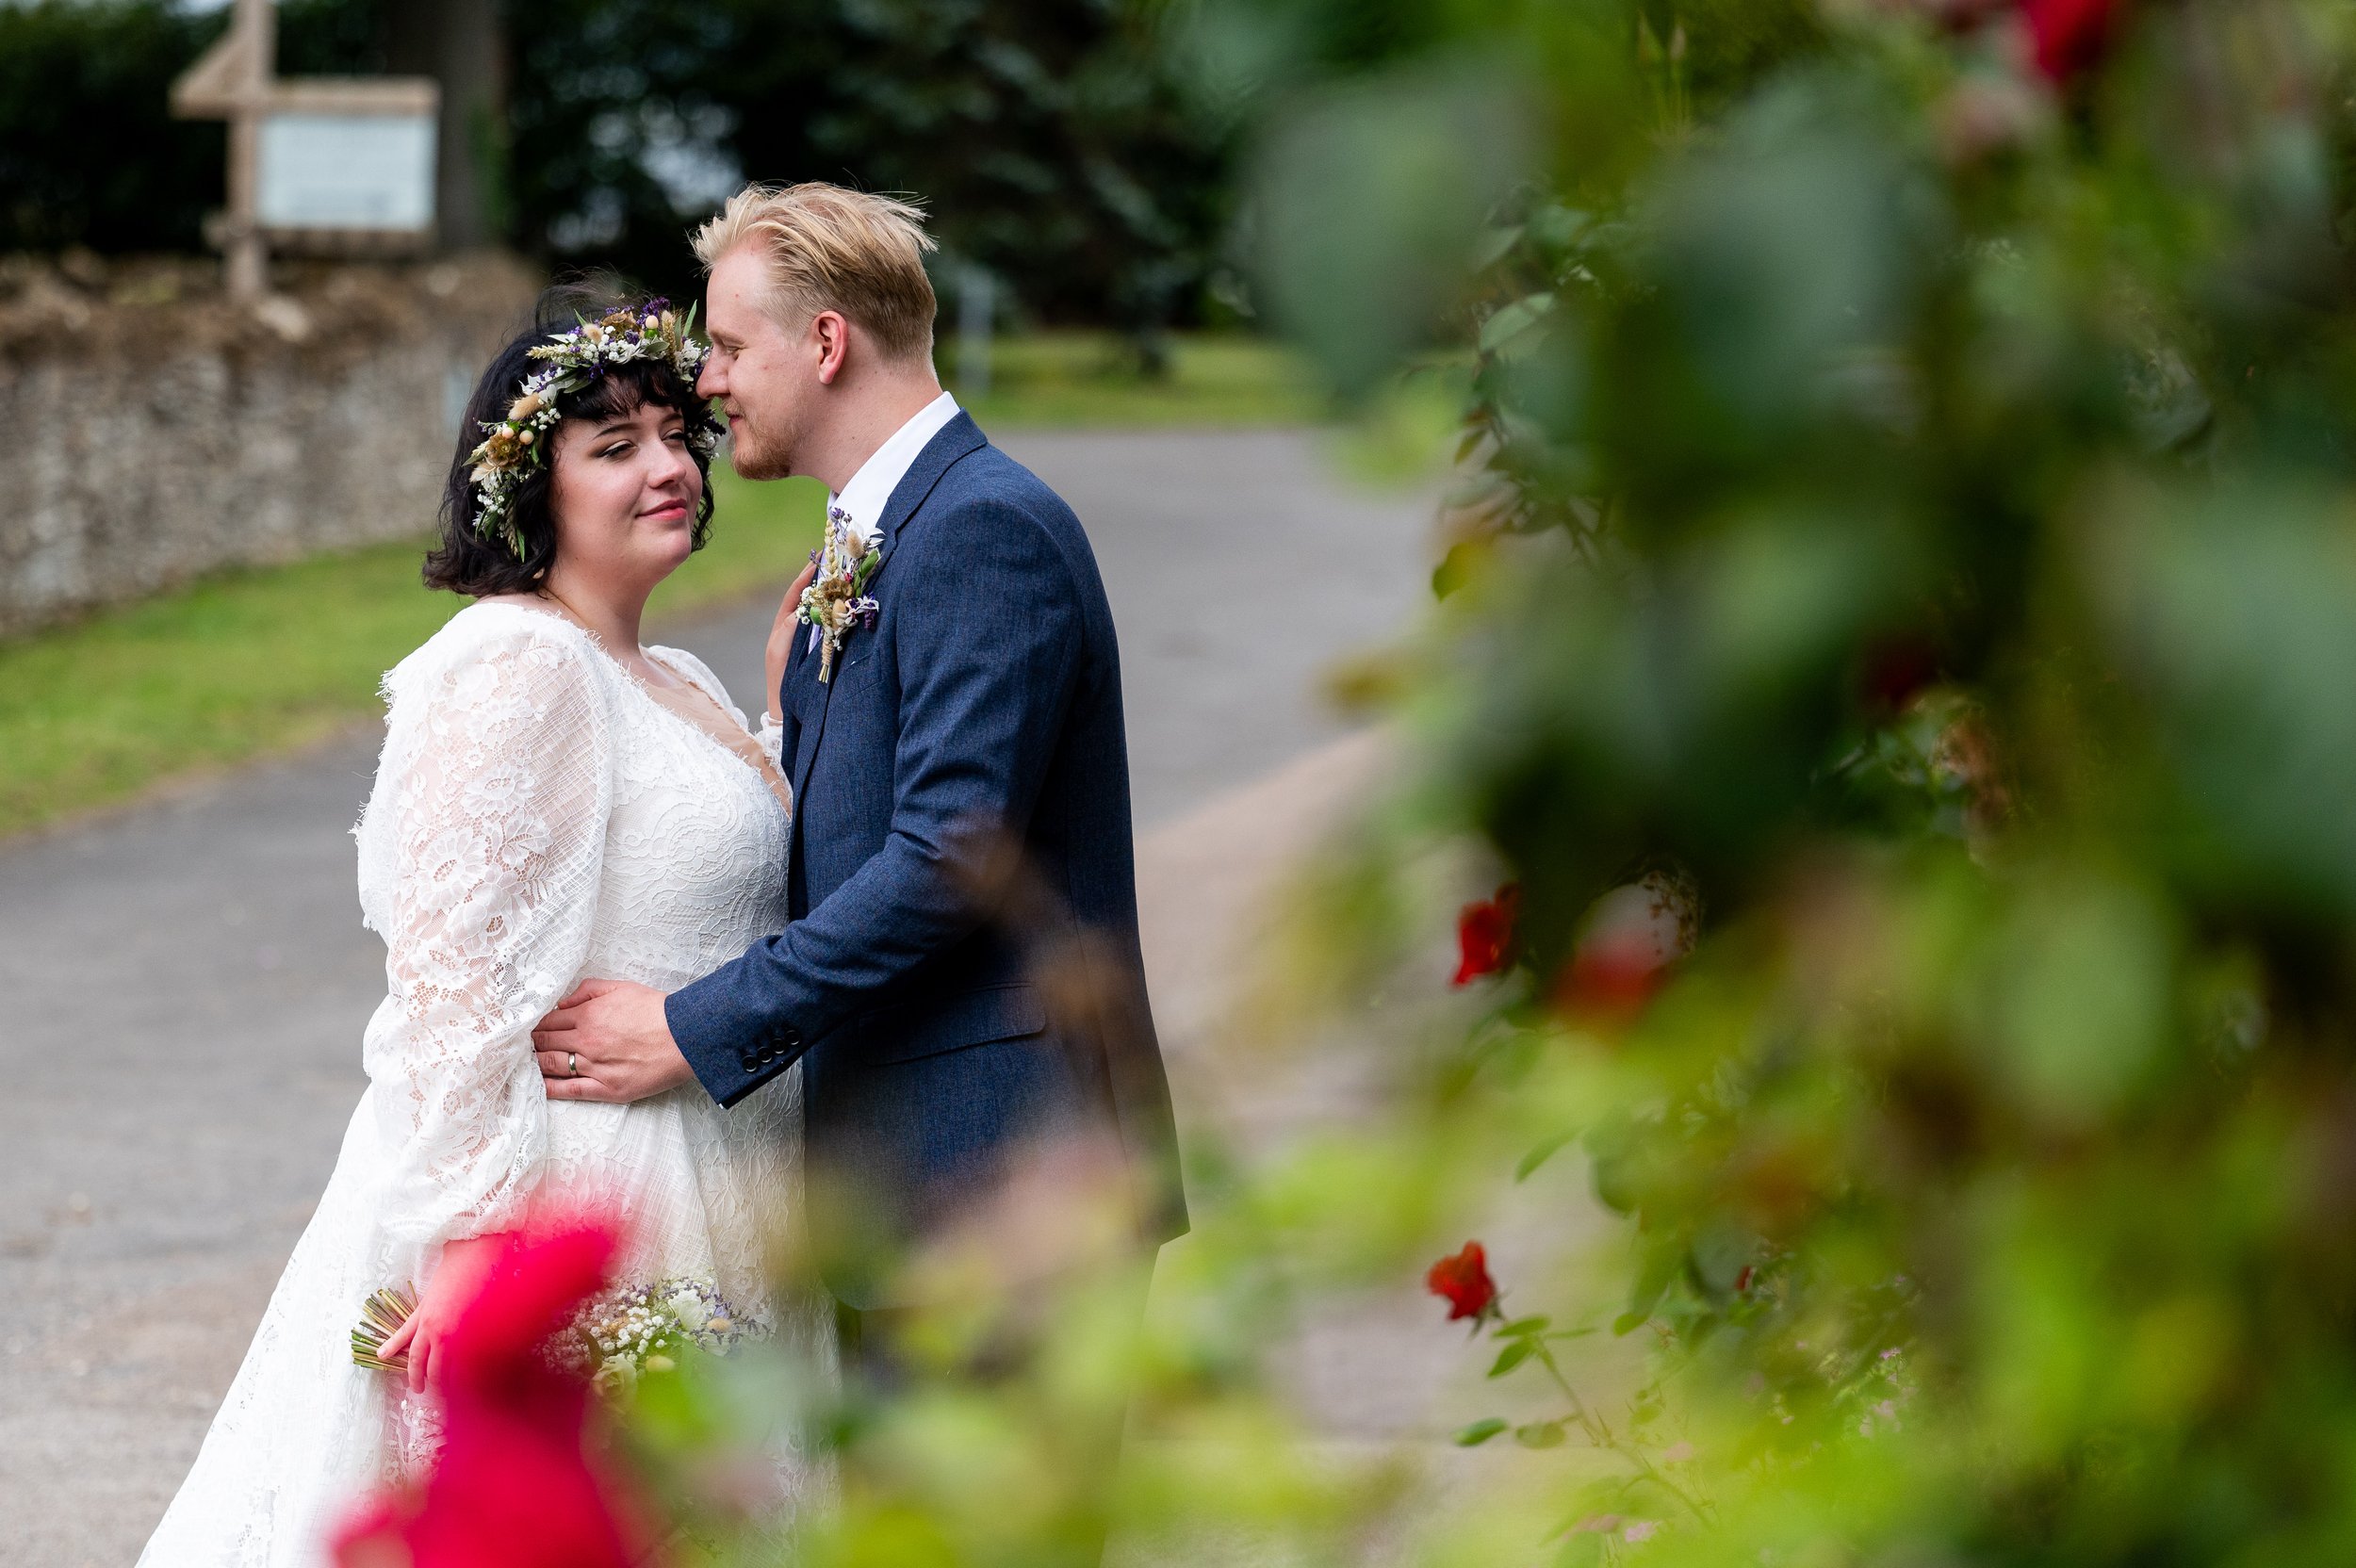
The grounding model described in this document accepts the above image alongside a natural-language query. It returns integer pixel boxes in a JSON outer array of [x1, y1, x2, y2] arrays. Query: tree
[[2, 0, 1236, 330], [385, 0, 508, 252]]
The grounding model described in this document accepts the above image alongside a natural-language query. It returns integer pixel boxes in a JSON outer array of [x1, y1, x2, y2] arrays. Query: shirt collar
[[829, 389, 962, 546]]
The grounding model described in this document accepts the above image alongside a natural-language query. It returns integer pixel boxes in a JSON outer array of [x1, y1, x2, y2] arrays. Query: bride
[[139, 293, 820, 1565]]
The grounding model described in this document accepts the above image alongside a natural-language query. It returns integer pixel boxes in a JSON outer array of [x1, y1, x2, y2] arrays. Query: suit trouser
[[834, 1253, 1156, 1566]]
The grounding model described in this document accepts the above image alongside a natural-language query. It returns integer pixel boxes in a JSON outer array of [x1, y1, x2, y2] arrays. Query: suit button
[[739, 1052, 759, 1072], [781, 1027, 801, 1049]]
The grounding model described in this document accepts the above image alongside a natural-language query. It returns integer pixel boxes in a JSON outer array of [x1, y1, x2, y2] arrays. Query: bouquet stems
[[351, 1285, 417, 1374]]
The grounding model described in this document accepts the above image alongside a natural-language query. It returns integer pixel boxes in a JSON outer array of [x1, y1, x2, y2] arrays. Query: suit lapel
[[787, 412, 990, 811]]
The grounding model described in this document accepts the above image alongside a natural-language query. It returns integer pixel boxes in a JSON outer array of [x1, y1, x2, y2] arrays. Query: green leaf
[[1528, 204, 1592, 253], [1454, 1417, 1510, 1446], [1473, 223, 1526, 270], [1620, 1241, 1678, 1331], [1489, 1340, 1537, 1377], [1612, 1311, 1652, 1336], [1514, 1420, 1568, 1448], [1480, 291, 1557, 354], [1553, 1535, 1606, 1568], [1432, 540, 1486, 599], [1498, 1315, 1552, 1337], [1516, 1130, 1577, 1181]]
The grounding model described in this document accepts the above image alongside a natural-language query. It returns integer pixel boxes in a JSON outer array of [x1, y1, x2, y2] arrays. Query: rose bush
[[1220, 0, 2356, 1562]]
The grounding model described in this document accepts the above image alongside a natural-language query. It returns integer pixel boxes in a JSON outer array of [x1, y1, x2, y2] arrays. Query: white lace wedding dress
[[139, 601, 814, 1567]]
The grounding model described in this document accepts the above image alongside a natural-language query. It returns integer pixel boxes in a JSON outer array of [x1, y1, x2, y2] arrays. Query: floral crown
[[466, 299, 716, 554]]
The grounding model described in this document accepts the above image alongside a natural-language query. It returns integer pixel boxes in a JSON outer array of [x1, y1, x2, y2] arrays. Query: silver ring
[[566, 1051, 579, 1078]]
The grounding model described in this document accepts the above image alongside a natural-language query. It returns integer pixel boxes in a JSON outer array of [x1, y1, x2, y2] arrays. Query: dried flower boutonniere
[[797, 506, 882, 683]]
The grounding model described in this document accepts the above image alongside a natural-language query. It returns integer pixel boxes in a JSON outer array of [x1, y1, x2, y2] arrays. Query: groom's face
[[699, 246, 813, 482]]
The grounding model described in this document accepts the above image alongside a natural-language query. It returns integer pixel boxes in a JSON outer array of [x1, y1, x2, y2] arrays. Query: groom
[[532, 183, 1186, 1354]]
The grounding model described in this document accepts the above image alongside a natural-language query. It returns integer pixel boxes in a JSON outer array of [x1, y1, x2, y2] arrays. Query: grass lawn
[[947, 332, 1325, 428], [0, 333, 1322, 841]]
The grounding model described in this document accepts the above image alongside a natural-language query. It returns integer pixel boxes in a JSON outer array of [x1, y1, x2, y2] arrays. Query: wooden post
[[171, 0, 276, 300], [223, 0, 275, 299]]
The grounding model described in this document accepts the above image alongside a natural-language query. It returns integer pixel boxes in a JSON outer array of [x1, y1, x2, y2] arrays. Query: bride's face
[[546, 400, 703, 589]]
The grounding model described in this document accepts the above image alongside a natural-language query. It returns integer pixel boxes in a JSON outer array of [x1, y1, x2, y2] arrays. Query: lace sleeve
[[362, 620, 612, 1253]]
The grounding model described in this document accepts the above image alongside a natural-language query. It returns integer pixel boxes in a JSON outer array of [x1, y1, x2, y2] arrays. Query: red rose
[[1453, 885, 1520, 986], [1427, 1240, 1499, 1321], [2022, 0, 2119, 83], [335, 1219, 652, 1568]]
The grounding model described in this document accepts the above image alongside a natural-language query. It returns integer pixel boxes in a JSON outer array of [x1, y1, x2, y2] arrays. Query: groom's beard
[[726, 411, 798, 482], [730, 439, 794, 482], [726, 404, 810, 480]]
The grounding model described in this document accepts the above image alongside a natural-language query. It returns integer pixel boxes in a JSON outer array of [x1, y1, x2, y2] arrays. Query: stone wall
[[0, 253, 541, 637]]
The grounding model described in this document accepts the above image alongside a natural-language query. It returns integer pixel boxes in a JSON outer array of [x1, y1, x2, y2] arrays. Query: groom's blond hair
[[694, 183, 939, 362]]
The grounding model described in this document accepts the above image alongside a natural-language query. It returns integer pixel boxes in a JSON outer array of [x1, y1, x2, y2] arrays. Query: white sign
[[257, 112, 434, 231]]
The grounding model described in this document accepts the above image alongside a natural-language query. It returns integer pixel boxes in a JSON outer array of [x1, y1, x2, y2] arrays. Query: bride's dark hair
[[423, 284, 723, 597]]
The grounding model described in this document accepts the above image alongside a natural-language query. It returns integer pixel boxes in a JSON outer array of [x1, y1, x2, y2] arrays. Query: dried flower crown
[[466, 299, 715, 554]]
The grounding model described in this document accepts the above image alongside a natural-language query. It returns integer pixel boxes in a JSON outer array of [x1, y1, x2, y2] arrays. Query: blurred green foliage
[[1238, 0, 2356, 1562], [0, 0, 1235, 330], [502, 0, 1233, 327], [0, 0, 223, 253]]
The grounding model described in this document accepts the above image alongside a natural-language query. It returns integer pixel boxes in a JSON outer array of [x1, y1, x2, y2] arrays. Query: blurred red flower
[[1427, 1241, 1499, 1321], [2023, 0, 2119, 82], [1554, 925, 1670, 1020], [1551, 877, 1694, 1022], [1453, 885, 1520, 986], [334, 1219, 653, 1568]]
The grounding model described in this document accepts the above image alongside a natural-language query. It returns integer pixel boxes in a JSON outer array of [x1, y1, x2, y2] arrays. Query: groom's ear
[[812, 309, 853, 386]]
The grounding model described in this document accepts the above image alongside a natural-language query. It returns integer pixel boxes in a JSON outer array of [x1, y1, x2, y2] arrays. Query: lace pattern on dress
[[360, 619, 612, 1255]]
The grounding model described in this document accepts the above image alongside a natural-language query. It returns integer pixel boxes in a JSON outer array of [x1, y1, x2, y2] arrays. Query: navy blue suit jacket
[[667, 413, 1186, 1307]]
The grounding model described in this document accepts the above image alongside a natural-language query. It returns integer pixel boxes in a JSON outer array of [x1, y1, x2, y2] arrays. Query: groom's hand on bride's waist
[[534, 978, 696, 1102]]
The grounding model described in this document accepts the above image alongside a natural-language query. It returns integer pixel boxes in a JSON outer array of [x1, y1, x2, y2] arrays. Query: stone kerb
[[0, 253, 539, 638]]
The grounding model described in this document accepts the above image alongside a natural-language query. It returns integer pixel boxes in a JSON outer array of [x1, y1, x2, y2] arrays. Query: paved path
[[0, 431, 1433, 1563]]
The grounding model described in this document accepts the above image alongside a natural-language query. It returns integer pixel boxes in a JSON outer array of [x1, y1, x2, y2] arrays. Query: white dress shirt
[[829, 388, 963, 547], [802, 389, 962, 662]]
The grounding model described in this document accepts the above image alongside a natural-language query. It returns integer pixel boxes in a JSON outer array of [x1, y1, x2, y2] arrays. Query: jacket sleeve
[[667, 496, 1084, 1103], [361, 622, 611, 1252]]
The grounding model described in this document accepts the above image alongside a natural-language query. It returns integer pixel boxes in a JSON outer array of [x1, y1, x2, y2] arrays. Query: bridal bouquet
[[352, 1275, 753, 1400], [550, 1277, 755, 1400]]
